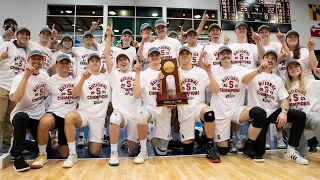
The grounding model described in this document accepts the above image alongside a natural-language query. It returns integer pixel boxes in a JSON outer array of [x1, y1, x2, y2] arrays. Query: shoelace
[[137, 152, 146, 159], [68, 154, 77, 162], [35, 154, 45, 162]]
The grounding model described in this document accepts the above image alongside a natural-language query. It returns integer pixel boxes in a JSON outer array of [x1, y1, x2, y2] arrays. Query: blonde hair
[[285, 64, 307, 95]]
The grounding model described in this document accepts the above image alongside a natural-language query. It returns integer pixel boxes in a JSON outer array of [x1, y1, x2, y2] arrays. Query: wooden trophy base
[[156, 93, 188, 107]]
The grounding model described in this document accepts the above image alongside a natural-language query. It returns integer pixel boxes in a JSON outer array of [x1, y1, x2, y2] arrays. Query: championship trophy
[[156, 58, 188, 106]]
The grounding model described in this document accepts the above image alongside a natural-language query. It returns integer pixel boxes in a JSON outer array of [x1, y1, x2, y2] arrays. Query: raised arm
[[202, 60, 219, 93], [307, 37, 318, 70], [242, 61, 268, 84], [277, 28, 292, 60], [196, 10, 209, 35], [133, 62, 142, 99], [137, 32, 148, 63], [104, 25, 114, 73], [10, 66, 36, 102], [71, 71, 91, 98], [251, 27, 265, 61], [180, 27, 187, 45]]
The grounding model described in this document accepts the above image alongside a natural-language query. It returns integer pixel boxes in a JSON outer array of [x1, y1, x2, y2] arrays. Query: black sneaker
[[243, 140, 264, 162], [205, 145, 221, 163], [168, 140, 183, 150], [13, 156, 30, 172], [103, 135, 110, 146], [309, 146, 318, 153]]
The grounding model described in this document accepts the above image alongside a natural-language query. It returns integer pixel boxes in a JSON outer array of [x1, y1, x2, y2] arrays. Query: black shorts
[[47, 112, 67, 145]]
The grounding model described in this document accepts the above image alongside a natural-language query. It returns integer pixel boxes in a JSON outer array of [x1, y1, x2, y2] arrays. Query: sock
[[111, 143, 118, 152], [25, 133, 30, 140], [38, 144, 47, 155], [172, 133, 179, 141], [234, 131, 241, 140], [68, 141, 76, 154], [140, 139, 147, 152], [246, 138, 255, 146], [79, 132, 84, 137], [286, 145, 295, 154]]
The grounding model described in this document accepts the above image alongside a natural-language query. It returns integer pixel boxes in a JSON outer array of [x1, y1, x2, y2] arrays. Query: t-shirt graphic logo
[[257, 80, 276, 102], [181, 78, 199, 100], [87, 82, 108, 104]]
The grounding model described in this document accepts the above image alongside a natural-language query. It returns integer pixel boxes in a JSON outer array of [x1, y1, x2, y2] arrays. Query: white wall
[[0, 0, 319, 49]]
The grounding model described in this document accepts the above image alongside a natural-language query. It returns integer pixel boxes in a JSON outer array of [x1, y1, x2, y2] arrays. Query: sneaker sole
[[109, 162, 119, 166], [242, 154, 264, 163], [206, 156, 221, 163], [285, 155, 309, 165], [31, 162, 47, 169], [13, 165, 30, 172]]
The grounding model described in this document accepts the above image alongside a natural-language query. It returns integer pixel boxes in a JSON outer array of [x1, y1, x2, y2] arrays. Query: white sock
[[68, 141, 76, 154], [25, 133, 30, 140], [38, 144, 47, 155], [172, 133, 179, 141], [140, 139, 147, 152], [79, 132, 84, 137], [287, 145, 295, 154], [111, 143, 118, 152]]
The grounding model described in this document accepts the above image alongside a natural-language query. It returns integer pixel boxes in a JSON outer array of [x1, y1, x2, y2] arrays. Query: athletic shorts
[[114, 109, 140, 144], [46, 112, 68, 145], [214, 106, 246, 142], [78, 111, 105, 143], [178, 103, 208, 141]]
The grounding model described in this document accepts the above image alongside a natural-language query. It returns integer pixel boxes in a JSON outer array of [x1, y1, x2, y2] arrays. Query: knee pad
[[137, 108, 150, 125], [249, 107, 267, 128], [183, 142, 194, 155], [154, 139, 169, 156], [217, 146, 229, 155], [110, 112, 122, 126], [13, 112, 29, 125], [204, 111, 215, 122]]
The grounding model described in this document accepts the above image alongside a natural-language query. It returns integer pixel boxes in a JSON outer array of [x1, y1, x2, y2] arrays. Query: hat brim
[[263, 51, 278, 59], [179, 49, 192, 55], [286, 61, 300, 68], [57, 58, 71, 63], [236, 23, 248, 29], [40, 30, 52, 35], [116, 54, 129, 62], [148, 50, 160, 56], [258, 26, 270, 33], [29, 54, 43, 59], [286, 31, 299, 38], [155, 23, 166, 28], [186, 30, 197, 35], [88, 55, 100, 61], [83, 34, 93, 38], [17, 29, 31, 35], [209, 25, 221, 32], [218, 49, 232, 55], [141, 25, 152, 31]]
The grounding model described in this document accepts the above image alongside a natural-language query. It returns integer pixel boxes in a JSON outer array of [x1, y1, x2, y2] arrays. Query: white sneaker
[[235, 139, 243, 150], [63, 153, 78, 168], [134, 151, 148, 164], [109, 151, 119, 166], [277, 138, 286, 149], [285, 150, 308, 165], [77, 136, 86, 147], [229, 140, 237, 153], [266, 139, 270, 149]]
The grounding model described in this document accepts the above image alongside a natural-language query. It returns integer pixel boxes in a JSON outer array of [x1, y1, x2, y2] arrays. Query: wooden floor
[[1, 150, 320, 180]]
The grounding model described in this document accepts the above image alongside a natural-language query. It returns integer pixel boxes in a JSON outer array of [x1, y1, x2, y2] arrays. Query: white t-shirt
[[52, 50, 77, 72], [0, 36, 4, 44], [45, 74, 79, 118], [184, 44, 204, 66], [140, 68, 162, 114], [276, 48, 315, 80], [77, 73, 111, 123], [0, 41, 27, 91], [247, 72, 289, 117], [10, 71, 49, 121], [97, 43, 118, 68], [73, 47, 94, 75], [204, 42, 224, 66], [263, 42, 282, 55], [210, 65, 251, 119], [145, 37, 182, 60], [108, 70, 141, 118], [113, 46, 136, 69], [229, 43, 259, 69], [27, 41, 53, 73], [178, 67, 209, 118], [288, 80, 320, 115]]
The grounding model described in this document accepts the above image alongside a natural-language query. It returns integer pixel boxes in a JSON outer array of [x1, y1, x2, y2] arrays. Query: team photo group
[[0, 9, 319, 172]]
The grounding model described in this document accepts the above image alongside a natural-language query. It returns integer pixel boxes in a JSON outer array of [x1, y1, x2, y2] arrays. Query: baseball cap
[[140, 23, 152, 32], [235, 21, 248, 29], [286, 59, 300, 68], [208, 23, 221, 32], [217, 45, 232, 55], [56, 54, 71, 63], [263, 50, 278, 59], [28, 50, 43, 59], [3, 18, 17, 26], [148, 47, 160, 56], [61, 34, 73, 41], [186, 29, 197, 35], [87, 52, 100, 62], [155, 19, 166, 28], [116, 53, 130, 63], [83, 31, 93, 38], [167, 31, 178, 37], [122, 29, 133, 35], [40, 27, 52, 34], [286, 30, 299, 38], [179, 46, 192, 54], [16, 27, 31, 36], [258, 25, 270, 33]]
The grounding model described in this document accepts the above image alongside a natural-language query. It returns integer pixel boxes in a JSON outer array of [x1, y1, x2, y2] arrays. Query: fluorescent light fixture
[[65, 10, 72, 14], [72, 24, 75, 27], [205, 26, 208, 28], [92, 11, 95, 14], [179, 25, 182, 27], [99, 24, 103, 27], [152, 13, 158, 17], [212, 14, 215, 18], [78, 28, 83, 31], [183, 14, 185, 16], [109, 11, 116, 15], [114, 29, 119, 32], [60, 11, 64, 14], [194, 15, 201, 19]]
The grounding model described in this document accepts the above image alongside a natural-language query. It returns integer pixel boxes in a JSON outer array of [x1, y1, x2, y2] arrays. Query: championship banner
[[309, 4, 320, 21]]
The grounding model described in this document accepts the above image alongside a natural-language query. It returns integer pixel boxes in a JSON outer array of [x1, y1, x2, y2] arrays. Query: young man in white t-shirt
[[31, 54, 79, 169], [104, 27, 141, 166], [136, 23, 152, 70], [242, 50, 308, 165], [27, 27, 55, 75], [174, 46, 219, 163], [0, 27, 29, 151], [63, 52, 111, 168], [180, 29, 204, 66], [132, 47, 172, 164], [167, 31, 178, 40], [9, 50, 50, 172], [211, 46, 267, 161]]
